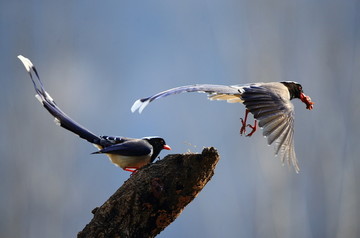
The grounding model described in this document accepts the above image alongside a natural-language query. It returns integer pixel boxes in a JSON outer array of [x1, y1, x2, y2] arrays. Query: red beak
[[163, 145, 172, 150], [299, 93, 314, 110]]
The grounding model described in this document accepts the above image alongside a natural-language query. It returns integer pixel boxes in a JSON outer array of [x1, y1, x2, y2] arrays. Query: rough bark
[[78, 147, 219, 238]]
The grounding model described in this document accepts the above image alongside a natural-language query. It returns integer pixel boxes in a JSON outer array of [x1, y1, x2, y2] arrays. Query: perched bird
[[18, 55, 171, 173], [131, 82, 314, 173]]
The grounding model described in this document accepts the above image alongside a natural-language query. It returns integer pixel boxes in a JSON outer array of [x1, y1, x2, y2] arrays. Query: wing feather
[[241, 84, 299, 172], [96, 140, 152, 156]]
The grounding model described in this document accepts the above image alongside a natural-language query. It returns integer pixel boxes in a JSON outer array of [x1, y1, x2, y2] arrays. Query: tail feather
[[131, 84, 243, 113], [18, 55, 101, 145]]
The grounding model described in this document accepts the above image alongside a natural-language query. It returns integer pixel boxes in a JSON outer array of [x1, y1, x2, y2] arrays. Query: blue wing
[[95, 139, 152, 156]]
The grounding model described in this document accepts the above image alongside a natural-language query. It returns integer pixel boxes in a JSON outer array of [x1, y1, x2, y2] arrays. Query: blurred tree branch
[[78, 147, 219, 238]]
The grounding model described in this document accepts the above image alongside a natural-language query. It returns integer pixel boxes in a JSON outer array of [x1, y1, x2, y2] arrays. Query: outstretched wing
[[131, 84, 243, 113], [17, 55, 101, 145], [241, 84, 299, 172]]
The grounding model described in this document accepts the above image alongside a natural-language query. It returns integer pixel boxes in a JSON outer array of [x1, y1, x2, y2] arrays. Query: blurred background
[[1, 0, 359, 237]]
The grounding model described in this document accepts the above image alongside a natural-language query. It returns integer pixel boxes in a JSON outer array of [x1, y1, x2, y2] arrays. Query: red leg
[[240, 109, 258, 137], [240, 109, 250, 135], [246, 120, 257, 137], [124, 167, 139, 173]]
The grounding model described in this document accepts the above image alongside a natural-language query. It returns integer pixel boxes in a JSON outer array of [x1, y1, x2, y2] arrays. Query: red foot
[[245, 120, 257, 137], [240, 109, 257, 137], [240, 109, 250, 135], [240, 118, 247, 135], [124, 167, 139, 174]]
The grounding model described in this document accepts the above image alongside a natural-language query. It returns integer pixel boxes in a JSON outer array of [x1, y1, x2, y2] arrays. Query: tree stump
[[78, 147, 219, 238]]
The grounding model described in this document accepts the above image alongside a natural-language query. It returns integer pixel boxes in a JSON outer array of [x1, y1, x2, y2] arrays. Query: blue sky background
[[1, 0, 359, 237]]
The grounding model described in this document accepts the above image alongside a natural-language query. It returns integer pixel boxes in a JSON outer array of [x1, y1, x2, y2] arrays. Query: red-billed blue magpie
[[18, 55, 171, 173], [131, 82, 314, 173]]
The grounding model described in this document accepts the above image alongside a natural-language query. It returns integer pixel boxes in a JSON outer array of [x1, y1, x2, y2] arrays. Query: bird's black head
[[144, 137, 171, 162], [281, 81, 314, 110], [281, 81, 303, 100]]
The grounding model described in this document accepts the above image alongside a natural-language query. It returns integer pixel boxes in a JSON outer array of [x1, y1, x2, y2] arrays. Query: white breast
[[106, 154, 151, 169]]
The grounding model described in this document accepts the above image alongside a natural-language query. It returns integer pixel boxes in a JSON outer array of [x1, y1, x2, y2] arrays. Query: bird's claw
[[240, 117, 257, 137], [240, 118, 247, 135], [245, 121, 257, 137]]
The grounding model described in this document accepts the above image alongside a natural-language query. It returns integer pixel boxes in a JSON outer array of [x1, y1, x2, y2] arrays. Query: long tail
[[131, 84, 243, 113], [17, 55, 101, 145]]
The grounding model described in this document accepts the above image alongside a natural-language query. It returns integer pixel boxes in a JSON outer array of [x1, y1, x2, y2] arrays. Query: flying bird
[[131, 82, 314, 173], [18, 55, 171, 173]]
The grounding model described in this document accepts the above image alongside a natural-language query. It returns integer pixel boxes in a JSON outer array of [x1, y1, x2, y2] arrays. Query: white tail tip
[[35, 94, 44, 105], [131, 99, 149, 114], [17, 55, 33, 72]]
